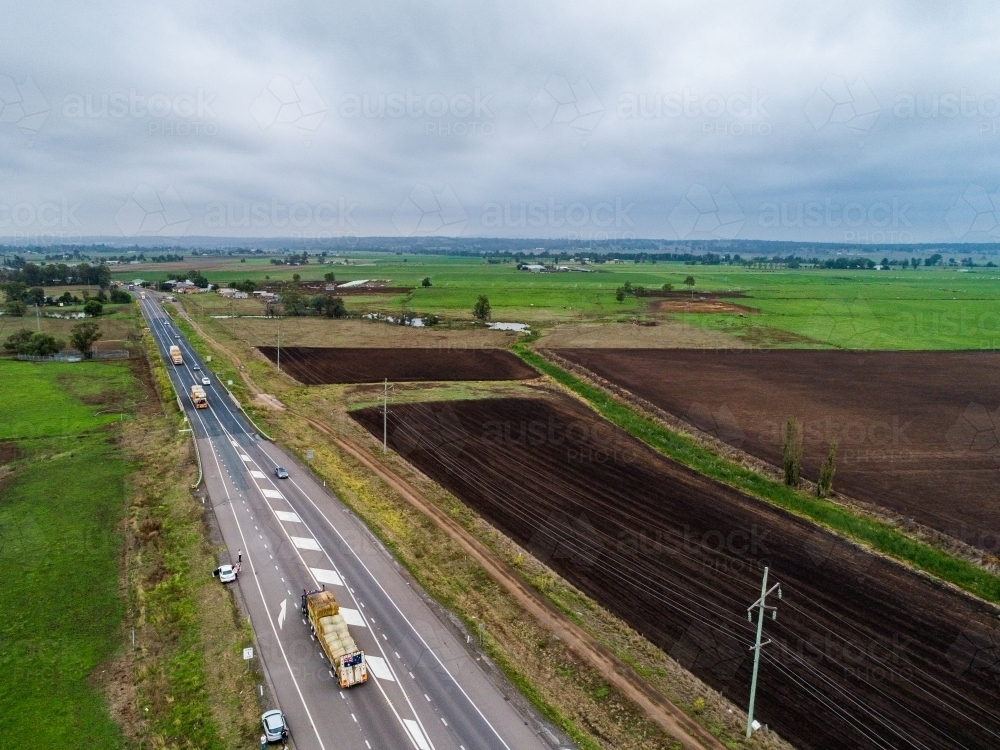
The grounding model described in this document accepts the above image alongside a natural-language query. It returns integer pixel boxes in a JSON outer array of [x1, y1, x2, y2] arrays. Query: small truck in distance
[[302, 587, 367, 688], [169, 345, 183, 365], [190, 384, 208, 409]]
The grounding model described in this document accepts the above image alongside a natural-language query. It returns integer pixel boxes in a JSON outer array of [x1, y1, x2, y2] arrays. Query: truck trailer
[[190, 384, 208, 409], [302, 588, 367, 688], [169, 345, 182, 365]]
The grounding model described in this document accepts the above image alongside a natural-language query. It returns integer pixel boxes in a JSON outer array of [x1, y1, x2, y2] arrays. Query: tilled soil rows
[[257, 346, 536, 384], [554, 348, 1000, 556], [352, 396, 1000, 750]]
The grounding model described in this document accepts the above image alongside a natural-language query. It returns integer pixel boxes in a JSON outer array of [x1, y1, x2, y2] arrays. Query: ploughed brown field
[[257, 346, 536, 384], [554, 348, 1000, 555], [352, 396, 1000, 750]]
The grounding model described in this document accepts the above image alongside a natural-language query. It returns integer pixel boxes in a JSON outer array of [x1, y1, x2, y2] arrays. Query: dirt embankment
[[352, 395, 1000, 750], [555, 348, 1000, 557], [257, 346, 537, 384]]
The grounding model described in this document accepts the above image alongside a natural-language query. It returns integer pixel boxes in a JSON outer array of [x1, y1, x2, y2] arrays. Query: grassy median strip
[[514, 343, 1000, 605]]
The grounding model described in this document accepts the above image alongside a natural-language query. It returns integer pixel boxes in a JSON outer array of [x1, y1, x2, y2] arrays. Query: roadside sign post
[[243, 647, 253, 673]]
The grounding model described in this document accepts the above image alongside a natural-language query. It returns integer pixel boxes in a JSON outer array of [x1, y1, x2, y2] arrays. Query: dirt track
[[353, 396, 1000, 750], [553, 349, 1000, 556], [257, 346, 536, 383]]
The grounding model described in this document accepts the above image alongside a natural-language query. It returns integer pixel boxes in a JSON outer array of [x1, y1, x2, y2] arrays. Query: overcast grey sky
[[2, 1, 1000, 244]]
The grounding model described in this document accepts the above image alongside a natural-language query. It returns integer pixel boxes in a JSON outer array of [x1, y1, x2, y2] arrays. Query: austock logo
[[528, 75, 604, 136], [670, 620, 745, 685], [945, 184, 1000, 240], [391, 403, 468, 462], [250, 75, 327, 145], [809, 296, 882, 348], [946, 626, 1000, 686], [527, 510, 602, 571], [481, 415, 637, 466], [114, 184, 191, 238], [803, 528, 876, 580], [946, 403, 1000, 461], [392, 184, 468, 237], [668, 185, 745, 240], [0, 74, 50, 141], [682, 402, 745, 448], [618, 524, 771, 577], [804, 75, 881, 134]]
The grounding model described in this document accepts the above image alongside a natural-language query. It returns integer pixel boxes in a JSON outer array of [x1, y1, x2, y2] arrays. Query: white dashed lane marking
[[275, 510, 301, 523], [262, 488, 284, 500], [291, 536, 322, 551]]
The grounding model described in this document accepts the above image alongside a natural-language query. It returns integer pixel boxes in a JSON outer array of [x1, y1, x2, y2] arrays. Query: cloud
[[1, 2, 999, 240]]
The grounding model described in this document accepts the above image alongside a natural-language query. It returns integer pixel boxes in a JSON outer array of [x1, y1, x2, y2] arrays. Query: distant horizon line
[[2, 236, 1000, 251]]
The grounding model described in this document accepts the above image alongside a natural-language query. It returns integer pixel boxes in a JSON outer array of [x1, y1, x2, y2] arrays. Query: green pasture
[[114, 254, 1000, 349], [0, 359, 140, 749]]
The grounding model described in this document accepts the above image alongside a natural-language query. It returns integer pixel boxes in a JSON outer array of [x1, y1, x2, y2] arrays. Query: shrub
[[3, 328, 33, 352], [83, 299, 103, 317], [782, 417, 803, 487], [473, 295, 491, 321], [817, 441, 837, 497], [4, 299, 27, 316]]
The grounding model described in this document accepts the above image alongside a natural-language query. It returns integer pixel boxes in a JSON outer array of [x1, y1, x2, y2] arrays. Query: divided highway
[[137, 293, 553, 750]]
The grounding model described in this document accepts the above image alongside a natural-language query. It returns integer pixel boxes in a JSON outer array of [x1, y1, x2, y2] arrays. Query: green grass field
[[0, 360, 140, 749], [114, 254, 1000, 349]]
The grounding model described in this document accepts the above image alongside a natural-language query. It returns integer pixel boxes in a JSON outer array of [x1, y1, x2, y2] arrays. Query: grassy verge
[[126, 324, 262, 748], [514, 343, 1000, 605]]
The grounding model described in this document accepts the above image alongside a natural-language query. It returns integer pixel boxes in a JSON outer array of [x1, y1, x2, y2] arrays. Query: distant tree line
[[0, 261, 111, 288]]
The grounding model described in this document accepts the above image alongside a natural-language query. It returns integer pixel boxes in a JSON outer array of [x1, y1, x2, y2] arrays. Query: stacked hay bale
[[319, 612, 357, 658]]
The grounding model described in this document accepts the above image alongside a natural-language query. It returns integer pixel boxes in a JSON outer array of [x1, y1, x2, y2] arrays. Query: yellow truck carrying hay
[[169, 345, 183, 364], [190, 384, 208, 409], [302, 587, 367, 688]]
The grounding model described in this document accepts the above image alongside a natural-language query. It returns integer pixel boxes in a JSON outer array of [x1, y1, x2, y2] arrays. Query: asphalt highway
[[137, 292, 553, 750]]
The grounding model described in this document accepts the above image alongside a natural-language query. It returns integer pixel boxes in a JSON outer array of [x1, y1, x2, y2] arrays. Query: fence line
[[15, 348, 130, 362]]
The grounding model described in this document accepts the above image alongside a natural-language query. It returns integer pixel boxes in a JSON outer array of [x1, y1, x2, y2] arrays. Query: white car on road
[[201, 377, 211, 385], [214, 564, 236, 583]]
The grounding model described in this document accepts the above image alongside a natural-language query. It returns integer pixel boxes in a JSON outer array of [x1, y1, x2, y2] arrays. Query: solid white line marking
[[339, 607, 366, 627], [291, 536, 322, 551], [275, 510, 302, 523], [310, 568, 344, 586], [366, 656, 395, 682]]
